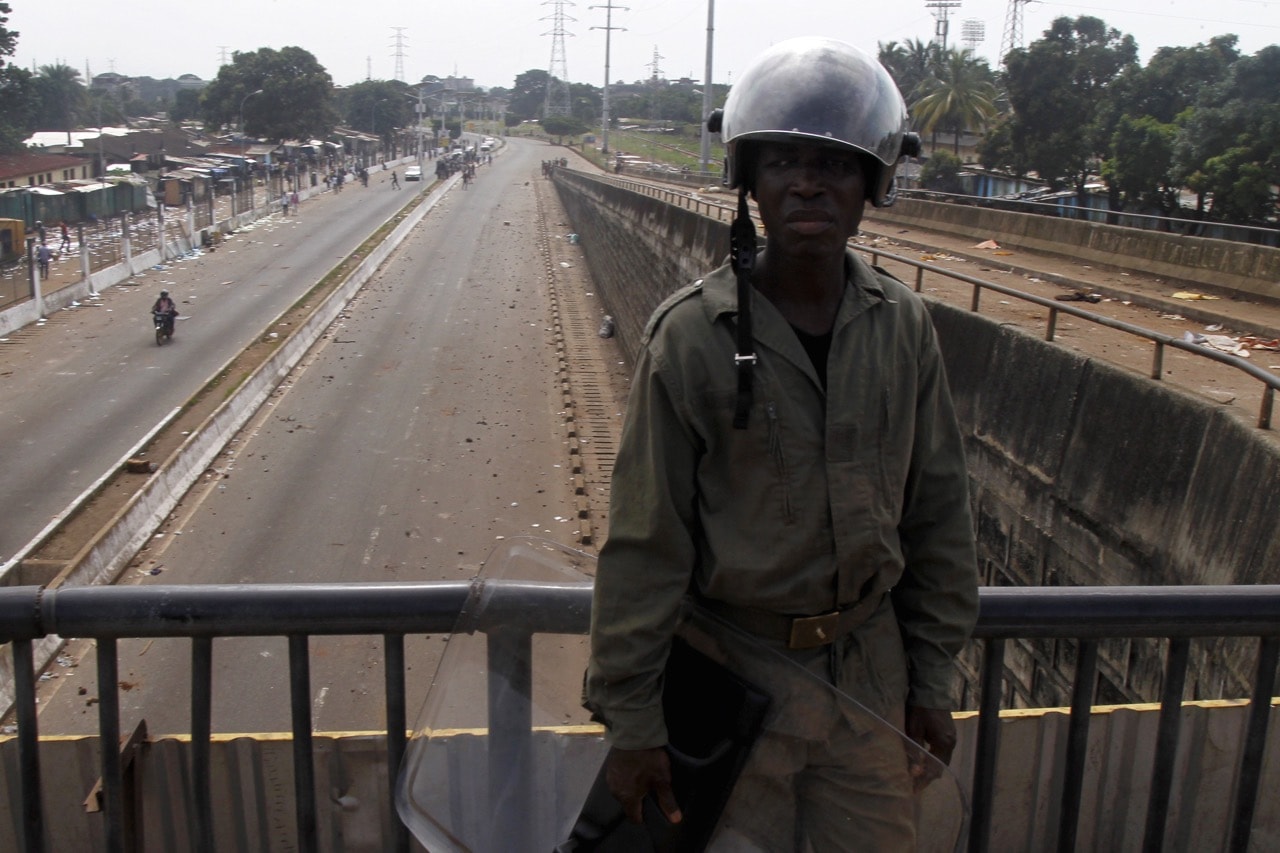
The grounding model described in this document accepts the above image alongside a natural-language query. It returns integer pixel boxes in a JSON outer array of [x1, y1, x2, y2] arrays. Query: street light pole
[[699, 0, 715, 172], [240, 89, 263, 210]]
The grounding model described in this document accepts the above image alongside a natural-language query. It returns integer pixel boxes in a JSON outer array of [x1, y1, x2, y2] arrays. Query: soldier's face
[[750, 141, 867, 260]]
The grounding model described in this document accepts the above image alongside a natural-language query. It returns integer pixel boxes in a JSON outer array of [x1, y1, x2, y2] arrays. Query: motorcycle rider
[[152, 289, 179, 334]]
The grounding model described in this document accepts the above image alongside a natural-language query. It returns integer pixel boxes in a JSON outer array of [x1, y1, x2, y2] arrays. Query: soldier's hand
[[905, 705, 957, 792], [604, 746, 683, 825]]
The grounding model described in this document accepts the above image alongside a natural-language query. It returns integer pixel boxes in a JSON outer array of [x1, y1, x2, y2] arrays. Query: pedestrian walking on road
[[58, 222, 72, 252], [36, 243, 52, 277], [391, 171, 400, 190], [281, 193, 290, 217]]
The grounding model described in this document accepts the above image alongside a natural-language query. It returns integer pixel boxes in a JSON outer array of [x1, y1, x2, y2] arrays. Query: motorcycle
[[153, 310, 176, 345]]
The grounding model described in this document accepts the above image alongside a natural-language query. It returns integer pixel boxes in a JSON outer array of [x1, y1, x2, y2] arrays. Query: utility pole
[[925, 0, 961, 52], [590, 2, 627, 156], [698, 0, 715, 172]]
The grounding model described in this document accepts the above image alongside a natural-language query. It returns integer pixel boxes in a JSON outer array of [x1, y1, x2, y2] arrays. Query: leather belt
[[697, 586, 888, 650]]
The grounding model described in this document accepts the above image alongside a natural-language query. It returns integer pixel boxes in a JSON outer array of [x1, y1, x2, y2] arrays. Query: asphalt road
[[0, 164, 430, 565], [33, 138, 592, 736]]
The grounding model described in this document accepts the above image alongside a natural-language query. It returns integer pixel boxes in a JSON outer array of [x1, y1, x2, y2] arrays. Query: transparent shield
[[396, 537, 967, 852]]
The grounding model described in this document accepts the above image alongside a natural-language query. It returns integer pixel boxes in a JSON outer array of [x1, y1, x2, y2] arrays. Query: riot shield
[[396, 537, 967, 852]]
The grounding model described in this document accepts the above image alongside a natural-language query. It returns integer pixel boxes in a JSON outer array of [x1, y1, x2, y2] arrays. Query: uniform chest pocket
[[826, 389, 908, 519]]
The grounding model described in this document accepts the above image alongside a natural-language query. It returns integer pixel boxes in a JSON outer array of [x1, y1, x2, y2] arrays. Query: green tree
[[1101, 115, 1178, 212], [1172, 45, 1280, 223], [540, 114, 588, 143], [337, 79, 414, 141], [170, 88, 201, 123], [507, 69, 550, 122], [1001, 16, 1137, 191], [1094, 38, 1237, 213], [878, 39, 942, 101], [202, 47, 336, 142], [30, 63, 87, 135], [920, 150, 965, 194], [0, 1, 34, 152], [910, 49, 998, 157]]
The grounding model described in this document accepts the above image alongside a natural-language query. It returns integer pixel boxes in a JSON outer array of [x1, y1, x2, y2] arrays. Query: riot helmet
[[710, 37, 919, 207], [160, 290, 169, 298]]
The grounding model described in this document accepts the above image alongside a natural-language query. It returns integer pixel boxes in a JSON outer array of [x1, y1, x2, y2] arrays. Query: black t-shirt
[[791, 325, 833, 388]]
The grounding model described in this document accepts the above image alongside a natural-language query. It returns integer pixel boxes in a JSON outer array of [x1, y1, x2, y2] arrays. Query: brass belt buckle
[[788, 611, 840, 649]]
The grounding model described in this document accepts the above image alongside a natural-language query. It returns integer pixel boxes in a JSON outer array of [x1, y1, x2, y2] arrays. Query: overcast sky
[[9, 0, 1279, 91]]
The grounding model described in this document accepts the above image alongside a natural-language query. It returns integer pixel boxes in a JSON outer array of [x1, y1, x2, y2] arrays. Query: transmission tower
[[647, 45, 665, 82], [1001, 0, 1034, 65], [925, 0, 961, 52], [542, 0, 576, 117], [217, 46, 231, 66], [390, 27, 408, 82]]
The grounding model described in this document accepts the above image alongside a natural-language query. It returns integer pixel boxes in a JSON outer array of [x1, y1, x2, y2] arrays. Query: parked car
[[405, 166, 423, 181]]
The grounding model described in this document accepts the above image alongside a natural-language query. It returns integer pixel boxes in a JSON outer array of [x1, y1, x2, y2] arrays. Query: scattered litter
[[972, 239, 1001, 250], [1183, 331, 1250, 357], [1160, 314, 1186, 321], [559, 261, 572, 268], [993, 251, 1014, 256], [1205, 324, 1223, 332], [1054, 291, 1102, 303], [598, 315, 615, 338], [567, 233, 580, 244], [1241, 336, 1280, 351], [1172, 291, 1220, 301]]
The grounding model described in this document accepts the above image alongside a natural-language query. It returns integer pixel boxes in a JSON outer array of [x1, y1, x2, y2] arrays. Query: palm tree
[[32, 63, 87, 139], [878, 39, 942, 100], [910, 49, 999, 156]]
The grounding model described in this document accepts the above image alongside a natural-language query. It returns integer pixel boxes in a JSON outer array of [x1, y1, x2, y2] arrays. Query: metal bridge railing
[[1, 582, 1278, 853], [555, 169, 1280, 430]]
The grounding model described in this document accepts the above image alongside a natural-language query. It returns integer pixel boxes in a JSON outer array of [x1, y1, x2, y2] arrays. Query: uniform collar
[[700, 246, 890, 329]]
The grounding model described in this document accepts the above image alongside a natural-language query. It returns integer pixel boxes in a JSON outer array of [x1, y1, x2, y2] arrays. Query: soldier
[[585, 37, 979, 850]]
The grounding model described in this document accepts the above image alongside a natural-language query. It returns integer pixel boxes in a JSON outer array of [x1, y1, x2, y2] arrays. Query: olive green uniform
[[585, 248, 978, 846]]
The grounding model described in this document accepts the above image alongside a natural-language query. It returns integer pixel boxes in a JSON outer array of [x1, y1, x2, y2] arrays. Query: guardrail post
[[11, 638, 45, 853], [1144, 637, 1189, 852], [486, 628, 533, 850], [969, 637, 1005, 853], [288, 635, 317, 853], [1229, 636, 1279, 852]]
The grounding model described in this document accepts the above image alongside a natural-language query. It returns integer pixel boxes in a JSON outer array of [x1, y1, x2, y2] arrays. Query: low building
[[0, 153, 92, 188]]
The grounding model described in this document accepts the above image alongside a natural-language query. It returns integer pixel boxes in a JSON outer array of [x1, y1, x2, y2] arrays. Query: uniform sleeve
[[584, 345, 701, 750], [892, 314, 980, 710]]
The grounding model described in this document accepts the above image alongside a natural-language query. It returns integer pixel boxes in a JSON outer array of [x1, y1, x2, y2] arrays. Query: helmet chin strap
[[730, 188, 758, 430]]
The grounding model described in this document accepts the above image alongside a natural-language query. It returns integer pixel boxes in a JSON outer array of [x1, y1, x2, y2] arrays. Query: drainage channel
[[532, 176, 627, 549]]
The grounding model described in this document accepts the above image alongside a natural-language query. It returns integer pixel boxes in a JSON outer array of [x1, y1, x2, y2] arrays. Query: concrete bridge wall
[[869, 198, 1280, 304], [552, 171, 1280, 710]]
